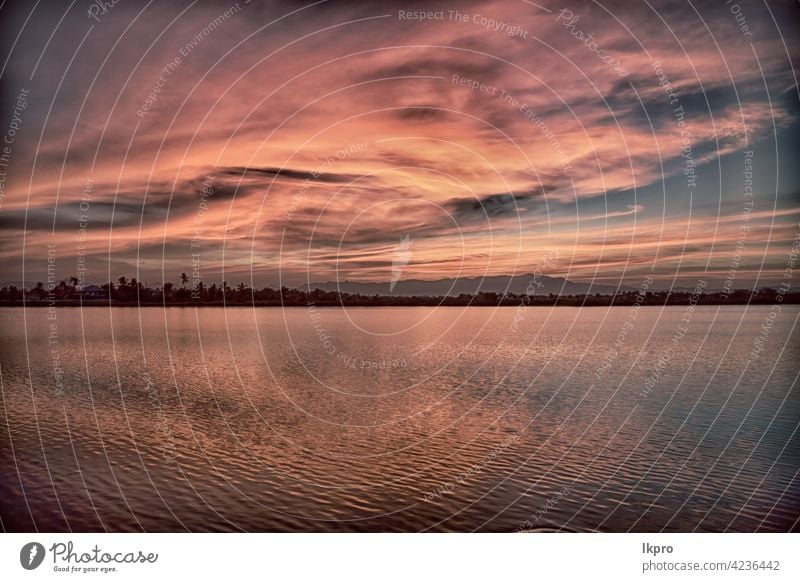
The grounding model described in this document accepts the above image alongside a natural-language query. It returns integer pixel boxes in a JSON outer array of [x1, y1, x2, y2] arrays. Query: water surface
[[1, 305, 797, 532]]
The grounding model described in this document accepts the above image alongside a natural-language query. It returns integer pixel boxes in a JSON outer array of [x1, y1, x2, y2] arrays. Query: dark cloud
[[0, 174, 252, 233], [0, 198, 179, 232], [444, 190, 542, 220], [220, 166, 362, 183], [391, 106, 448, 122]]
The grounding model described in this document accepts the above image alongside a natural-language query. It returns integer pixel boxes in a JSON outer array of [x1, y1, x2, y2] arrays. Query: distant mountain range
[[302, 274, 631, 297]]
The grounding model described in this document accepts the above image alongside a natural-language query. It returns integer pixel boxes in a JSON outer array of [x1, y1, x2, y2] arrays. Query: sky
[[0, 0, 798, 290]]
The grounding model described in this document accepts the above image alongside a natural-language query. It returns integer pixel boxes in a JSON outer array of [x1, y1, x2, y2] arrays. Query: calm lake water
[[1, 305, 798, 532]]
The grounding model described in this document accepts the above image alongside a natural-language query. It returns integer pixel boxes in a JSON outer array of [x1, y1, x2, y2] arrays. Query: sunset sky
[[0, 0, 798, 290]]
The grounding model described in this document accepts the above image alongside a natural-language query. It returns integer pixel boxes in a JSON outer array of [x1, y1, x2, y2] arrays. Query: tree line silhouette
[[0, 274, 797, 306]]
